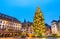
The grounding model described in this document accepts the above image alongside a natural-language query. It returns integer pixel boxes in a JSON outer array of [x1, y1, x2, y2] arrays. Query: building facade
[[0, 13, 22, 32], [21, 20, 33, 37], [45, 24, 51, 36], [51, 20, 58, 34], [57, 18, 60, 36]]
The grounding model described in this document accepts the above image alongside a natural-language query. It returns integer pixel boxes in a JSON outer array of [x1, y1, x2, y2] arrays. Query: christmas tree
[[33, 6, 46, 37]]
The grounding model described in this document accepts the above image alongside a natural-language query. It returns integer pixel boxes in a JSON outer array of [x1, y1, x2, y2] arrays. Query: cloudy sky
[[0, 0, 60, 25]]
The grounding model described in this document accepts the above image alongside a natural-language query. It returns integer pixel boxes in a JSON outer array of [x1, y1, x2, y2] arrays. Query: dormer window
[[0, 20, 2, 23]]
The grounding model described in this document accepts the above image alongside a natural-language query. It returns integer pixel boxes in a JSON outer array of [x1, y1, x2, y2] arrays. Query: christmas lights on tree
[[32, 6, 46, 37]]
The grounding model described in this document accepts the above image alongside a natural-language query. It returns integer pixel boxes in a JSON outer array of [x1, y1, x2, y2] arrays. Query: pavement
[[0, 37, 60, 39], [0, 37, 43, 39]]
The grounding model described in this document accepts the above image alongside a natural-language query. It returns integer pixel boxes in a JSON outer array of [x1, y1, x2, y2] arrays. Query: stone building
[[57, 17, 60, 36], [51, 20, 58, 34], [0, 13, 22, 32], [21, 19, 33, 37], [45, 24, 51, 36]]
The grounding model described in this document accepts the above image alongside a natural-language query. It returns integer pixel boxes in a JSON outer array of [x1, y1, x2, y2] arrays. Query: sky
[[0, 0, 60, 25]]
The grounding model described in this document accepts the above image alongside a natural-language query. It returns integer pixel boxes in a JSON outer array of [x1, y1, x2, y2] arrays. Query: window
[[3, 25, 5, 29], [15, 24, 17, 26], [1, 25, 3, 29], [0, 20, 2, 23], [0, 25, 1, 29], [2, 15, 4, 17]]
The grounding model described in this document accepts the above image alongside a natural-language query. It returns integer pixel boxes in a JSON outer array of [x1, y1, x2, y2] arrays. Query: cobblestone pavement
[[0, 37, 60, 39], [0, 37, 43, 39]]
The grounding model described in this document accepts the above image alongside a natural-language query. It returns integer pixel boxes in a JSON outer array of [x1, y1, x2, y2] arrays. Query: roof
[[51, 20, 57, 23], [22, 22, 33, 27], [0, 13, 21, 23], [45, 23, 51, 30]]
